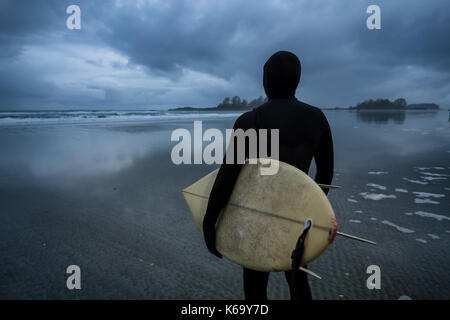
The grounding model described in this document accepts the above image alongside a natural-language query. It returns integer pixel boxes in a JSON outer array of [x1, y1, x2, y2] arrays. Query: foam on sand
[[419, 171, 449, 181], [405, 211, 450, 221], [412, 192, 445, 198], [402, 178, 428, 185], [359, 192, 397, 200], [420, 172, 450, 177], [366, 183, 386, 190], [414, 198, 439, 204], [395, 188, 408, 193], [381, 220, 415, 233], [421, 176, 447, 181]]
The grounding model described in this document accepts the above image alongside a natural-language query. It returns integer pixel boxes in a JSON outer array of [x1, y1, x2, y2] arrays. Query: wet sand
[[0, 111, 449, 299]]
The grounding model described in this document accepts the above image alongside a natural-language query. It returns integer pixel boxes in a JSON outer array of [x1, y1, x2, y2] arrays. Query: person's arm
[[314, 118, 334, 195], [203, 112, 255, 258]]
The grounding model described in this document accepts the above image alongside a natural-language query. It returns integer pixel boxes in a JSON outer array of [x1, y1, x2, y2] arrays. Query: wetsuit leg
[[243, 267, 270, 300], [284, 269, 312, 300]]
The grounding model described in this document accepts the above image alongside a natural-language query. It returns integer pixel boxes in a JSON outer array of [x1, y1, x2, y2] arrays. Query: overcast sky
[[0, 0, 449, 109]]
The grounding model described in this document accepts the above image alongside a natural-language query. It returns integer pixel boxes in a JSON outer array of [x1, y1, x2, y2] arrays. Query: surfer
[[203, 51, 334, 300]]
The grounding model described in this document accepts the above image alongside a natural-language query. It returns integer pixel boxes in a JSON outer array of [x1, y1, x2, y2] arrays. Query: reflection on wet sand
[[354, 109, 442, 124], [356, 110, 406, 124]]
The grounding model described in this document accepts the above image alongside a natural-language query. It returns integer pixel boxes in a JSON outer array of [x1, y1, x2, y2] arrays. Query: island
[[349, 98, 439, 110], [169, 96, 267, 111]]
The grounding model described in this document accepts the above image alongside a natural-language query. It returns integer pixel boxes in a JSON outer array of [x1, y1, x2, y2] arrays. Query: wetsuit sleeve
[[203, 112, 255, 227], [314, 117, 334, 195]]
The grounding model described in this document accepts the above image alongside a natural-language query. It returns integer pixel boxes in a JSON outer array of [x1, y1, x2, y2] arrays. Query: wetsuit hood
[[263, 51, 301, 100]]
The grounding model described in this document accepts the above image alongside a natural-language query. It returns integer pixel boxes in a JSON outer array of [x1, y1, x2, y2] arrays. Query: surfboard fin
[[299, 267, 322, 279], [336, 231, 376, 245], [317, 184, 341, 189]]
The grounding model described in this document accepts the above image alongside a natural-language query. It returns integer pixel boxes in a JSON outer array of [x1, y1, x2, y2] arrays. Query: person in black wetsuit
[[202, 51, 334, 300]]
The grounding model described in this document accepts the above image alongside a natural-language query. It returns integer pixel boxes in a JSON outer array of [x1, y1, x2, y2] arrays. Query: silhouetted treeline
[[170, 96, 268, 111], [350, 98, 439, 110], [352, 98, 406, 110], [216, 96, 267, 110]]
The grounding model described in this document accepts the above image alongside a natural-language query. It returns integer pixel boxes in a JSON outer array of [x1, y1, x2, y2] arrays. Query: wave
[[0, 110, 244, 125]]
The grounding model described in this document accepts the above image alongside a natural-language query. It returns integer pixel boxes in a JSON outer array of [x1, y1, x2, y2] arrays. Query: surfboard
[[182, 159, 338, 272]]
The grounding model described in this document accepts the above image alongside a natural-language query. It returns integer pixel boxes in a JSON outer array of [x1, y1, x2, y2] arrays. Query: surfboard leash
[[291, 218, 312, 271]]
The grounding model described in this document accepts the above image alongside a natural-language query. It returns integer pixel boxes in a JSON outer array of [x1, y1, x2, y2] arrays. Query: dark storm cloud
[[355, 1, 450, 69], [0, 0, 449, 109], [0, 0, 63, 56]]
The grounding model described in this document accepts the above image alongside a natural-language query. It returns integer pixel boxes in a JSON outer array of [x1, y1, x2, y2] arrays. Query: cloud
[[0, 0, 449, 109]]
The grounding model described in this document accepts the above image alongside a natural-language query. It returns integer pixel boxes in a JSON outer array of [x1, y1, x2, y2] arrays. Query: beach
[[0, 110, 449, 299]]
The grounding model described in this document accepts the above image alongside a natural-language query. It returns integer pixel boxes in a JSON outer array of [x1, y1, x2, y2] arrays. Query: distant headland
[[170, 96, 439, 111], [169, 96, 266, 111], [347, 98, 439, 110]]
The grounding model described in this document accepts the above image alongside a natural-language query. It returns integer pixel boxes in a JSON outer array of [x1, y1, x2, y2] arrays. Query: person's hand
[[203, 221, 222, 259]]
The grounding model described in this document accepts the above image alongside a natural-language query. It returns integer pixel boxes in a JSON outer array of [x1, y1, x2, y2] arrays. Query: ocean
[[0, 110, 244, 125]]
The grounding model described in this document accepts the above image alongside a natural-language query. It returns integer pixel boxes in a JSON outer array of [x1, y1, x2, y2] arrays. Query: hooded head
[[263, 51, 301, 100]]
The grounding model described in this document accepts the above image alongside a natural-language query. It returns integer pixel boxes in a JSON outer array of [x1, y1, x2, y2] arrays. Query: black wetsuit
[[203, 51, 334, 300]]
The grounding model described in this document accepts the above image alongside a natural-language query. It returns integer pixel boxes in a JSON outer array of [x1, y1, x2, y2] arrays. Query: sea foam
[[366, 183, 387, 190], [381, 220, 415, 233], [359, 192, 397, 200], [405, 211, 450, 221], [402, 178, 428, 185], [414, 198, 439, 204], [412, 192, 445, 198]]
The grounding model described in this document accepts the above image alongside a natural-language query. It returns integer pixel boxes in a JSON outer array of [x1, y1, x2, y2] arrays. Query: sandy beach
[[0, 111, 449, 299]]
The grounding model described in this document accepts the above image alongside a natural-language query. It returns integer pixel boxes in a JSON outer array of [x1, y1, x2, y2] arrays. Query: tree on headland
[[393, 98, 407, 107], [231, 96, 241, 106], [248, 96, 266, 108], [220, 97, 230, 108], [217, 95, 267, 109]]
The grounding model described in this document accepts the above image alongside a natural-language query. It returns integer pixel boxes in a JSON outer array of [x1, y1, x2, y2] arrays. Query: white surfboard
[[182, 159, 338, 272]]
